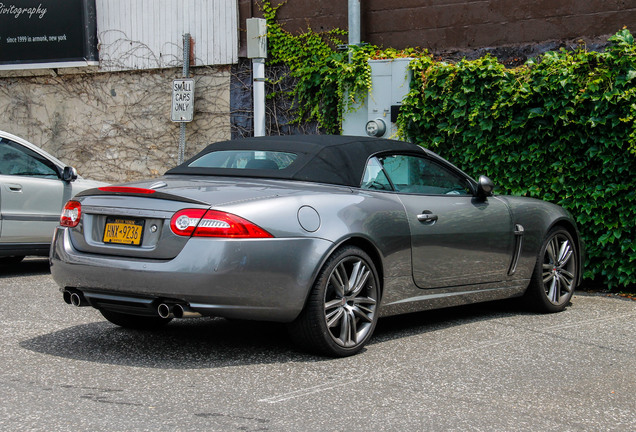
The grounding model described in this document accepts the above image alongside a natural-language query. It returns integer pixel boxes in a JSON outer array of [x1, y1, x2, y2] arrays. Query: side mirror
[[62, 166, 78, 183], [476, 175, 495, 199]]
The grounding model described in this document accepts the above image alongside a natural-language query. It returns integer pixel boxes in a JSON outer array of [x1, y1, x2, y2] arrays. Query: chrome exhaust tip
[[157, 303, 174, 319], [173, 304, 202, 319], [62, 290, 73, 305], [70, 291, 89, 307]]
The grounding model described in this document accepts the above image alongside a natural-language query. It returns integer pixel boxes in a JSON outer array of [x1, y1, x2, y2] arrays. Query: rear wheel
[[100, 309, 172, 329], [288, 246, 380, 357], [524, 227, 578, 313]]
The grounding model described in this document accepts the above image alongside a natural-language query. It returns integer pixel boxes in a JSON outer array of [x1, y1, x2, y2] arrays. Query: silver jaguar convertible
[[50, 135, 583, 356]]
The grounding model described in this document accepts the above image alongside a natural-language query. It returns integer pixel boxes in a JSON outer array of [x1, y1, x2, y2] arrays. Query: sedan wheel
[[289, 246, 380, 357], [525, 227, 578, 312]]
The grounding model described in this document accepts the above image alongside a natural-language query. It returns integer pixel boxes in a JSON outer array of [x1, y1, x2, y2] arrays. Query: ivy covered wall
[[399, 32, 636, 289]]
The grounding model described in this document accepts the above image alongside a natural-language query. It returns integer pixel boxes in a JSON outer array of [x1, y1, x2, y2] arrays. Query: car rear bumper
[[50, 227, 333, 322]]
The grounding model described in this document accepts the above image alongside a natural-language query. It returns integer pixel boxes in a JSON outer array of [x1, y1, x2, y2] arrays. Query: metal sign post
[[171, 33, 193, 164]]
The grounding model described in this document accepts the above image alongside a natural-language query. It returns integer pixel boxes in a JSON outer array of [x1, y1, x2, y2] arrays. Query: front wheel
[[100, 309, 172, 330], [288, 246, 380, 357], [524, 227, 578, 313]]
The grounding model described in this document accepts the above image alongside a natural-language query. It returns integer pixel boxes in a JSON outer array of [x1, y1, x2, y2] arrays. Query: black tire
[[100, 309, 172, 330], [288, 246, 380, 357], [524, 227, 578, 313]]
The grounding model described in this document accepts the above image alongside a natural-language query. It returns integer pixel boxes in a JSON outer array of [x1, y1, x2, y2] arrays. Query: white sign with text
[[171, 78, 195, 122]]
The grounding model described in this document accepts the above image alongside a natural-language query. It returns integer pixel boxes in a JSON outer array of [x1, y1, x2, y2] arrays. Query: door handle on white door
[[417, 212, 438, 223]]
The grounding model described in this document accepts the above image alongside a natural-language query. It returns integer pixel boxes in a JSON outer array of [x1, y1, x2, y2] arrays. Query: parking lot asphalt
[[1, 258, 635, 431]]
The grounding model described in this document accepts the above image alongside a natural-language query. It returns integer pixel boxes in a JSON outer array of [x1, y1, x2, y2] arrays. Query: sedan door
[[371, 154, 514, 289], [0, 139, 70, 244]]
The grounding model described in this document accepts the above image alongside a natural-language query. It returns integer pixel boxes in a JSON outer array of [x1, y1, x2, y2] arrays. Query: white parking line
[[258, 339, 508, 404], [258, 310, 636, 404], [258, 379, 364, 403]]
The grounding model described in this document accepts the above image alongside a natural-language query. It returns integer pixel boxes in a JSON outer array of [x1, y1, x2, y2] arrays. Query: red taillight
[[60, 200, 82, 227], [170, 209, 207, 236], [98, 186, 156, 194], [170, 209, 273, 238]]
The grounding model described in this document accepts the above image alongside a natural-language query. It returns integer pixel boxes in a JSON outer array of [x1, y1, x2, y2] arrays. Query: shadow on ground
[[21, 299, 529, 369], [0, 257, 50, 277]]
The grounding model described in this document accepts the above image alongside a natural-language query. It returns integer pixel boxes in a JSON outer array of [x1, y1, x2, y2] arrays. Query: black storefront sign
[[0, 0, 98, 68]]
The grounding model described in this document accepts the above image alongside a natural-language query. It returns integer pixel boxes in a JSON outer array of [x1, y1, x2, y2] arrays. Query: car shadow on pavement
[[20, 299, 532, 368], [371, 299, 531, 344], [21, 317, 306, 368], [0, 257, 50, 277]]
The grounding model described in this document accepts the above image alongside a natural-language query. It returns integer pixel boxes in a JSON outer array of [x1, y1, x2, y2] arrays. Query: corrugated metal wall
[[97, 0, 238, 71]]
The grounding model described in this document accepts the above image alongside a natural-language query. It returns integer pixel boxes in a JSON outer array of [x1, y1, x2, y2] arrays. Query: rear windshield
[[188, 150, 297, 170]]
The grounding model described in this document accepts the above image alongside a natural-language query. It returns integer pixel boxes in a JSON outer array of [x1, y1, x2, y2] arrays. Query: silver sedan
[[0, 130, 105, 265], [50, 135, 583, 356]]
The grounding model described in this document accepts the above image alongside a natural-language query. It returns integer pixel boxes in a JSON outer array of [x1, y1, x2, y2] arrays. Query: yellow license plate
[[103, 218, 145, 246]]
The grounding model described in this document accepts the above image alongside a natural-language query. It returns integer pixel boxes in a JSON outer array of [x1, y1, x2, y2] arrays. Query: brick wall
[[240, 0, 636, 53]]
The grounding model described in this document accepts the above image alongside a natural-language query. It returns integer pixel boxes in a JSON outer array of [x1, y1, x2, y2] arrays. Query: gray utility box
[[342, 58, 413, 139], [246, 18, 267, 58]]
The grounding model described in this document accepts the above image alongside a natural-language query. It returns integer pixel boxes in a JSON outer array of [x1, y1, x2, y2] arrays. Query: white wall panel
[[96, 0, 238, 71]]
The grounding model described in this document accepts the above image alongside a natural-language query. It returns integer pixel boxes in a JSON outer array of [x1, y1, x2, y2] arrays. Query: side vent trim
[[508, 224, 525, 276]]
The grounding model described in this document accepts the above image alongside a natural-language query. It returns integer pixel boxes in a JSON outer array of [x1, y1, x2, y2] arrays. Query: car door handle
[[6, 183, 22, 193], [417, 213, 438, 223]]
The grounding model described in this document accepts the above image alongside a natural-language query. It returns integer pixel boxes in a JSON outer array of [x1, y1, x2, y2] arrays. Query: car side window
[[0, 139, 59, 179], [361, 157, 393, 191], [379, 154, 473, 195]]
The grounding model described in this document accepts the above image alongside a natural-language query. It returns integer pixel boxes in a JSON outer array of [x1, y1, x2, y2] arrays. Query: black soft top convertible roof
[[166, 135, 426, 187]]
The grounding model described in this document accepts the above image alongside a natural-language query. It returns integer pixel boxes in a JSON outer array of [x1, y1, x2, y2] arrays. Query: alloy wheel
[[323, 256, 378, 348], [541, 233, 576, 305]]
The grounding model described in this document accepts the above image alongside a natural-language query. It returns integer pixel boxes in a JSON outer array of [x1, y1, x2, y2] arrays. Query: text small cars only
[[50, 135, 583, 356], [0, 130, 105, 265]]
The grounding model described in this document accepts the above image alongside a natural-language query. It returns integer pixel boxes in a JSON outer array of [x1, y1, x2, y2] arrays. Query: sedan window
[[0, 139, 59, 179], [379, 154, 472, 195]]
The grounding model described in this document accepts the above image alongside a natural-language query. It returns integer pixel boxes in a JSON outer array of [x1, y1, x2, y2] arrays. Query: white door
[[0, 139, 69, 244]]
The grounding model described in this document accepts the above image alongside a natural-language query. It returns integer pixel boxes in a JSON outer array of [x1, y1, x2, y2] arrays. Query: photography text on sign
[[0, 3, 47, 19], [171, 79, 195, 122]]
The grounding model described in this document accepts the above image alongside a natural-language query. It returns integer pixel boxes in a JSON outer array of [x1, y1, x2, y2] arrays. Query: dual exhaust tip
[[62, 289, 89, 307], [157, 302, 201, 319], [62, 289, 201, 319]]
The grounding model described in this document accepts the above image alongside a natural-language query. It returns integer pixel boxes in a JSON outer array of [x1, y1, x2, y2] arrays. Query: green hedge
[[399, 30, 636, 288]]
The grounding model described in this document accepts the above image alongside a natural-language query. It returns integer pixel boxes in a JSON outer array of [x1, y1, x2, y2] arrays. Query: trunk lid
[[66, 176, 326, 259]]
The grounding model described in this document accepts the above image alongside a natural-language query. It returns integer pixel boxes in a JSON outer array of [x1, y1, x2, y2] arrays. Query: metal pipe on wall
[[246, 18, 267, 137], [253, 58, 266, 137], [348, 0, 360, 47]]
